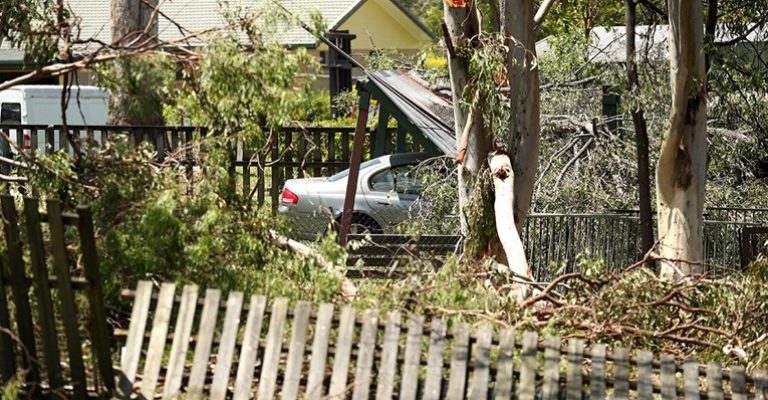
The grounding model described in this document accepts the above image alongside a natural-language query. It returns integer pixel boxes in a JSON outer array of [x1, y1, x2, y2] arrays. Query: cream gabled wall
[[334, 0, 433, 51]]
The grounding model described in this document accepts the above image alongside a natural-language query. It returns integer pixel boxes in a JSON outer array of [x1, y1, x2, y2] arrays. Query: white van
[[0, 85, 108, 125], [0, 85, 109, 151]]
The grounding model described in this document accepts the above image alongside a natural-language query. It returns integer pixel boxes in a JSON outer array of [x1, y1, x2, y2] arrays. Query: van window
[[1, 103, 21, 124]]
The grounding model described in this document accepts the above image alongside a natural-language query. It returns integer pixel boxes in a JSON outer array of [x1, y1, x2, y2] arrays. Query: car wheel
[[335, 213, 382, 236]]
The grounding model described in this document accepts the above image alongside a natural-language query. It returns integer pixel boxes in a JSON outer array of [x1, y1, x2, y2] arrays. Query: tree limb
[[269, 229, 357, 300], [533, 0, 558, 29]]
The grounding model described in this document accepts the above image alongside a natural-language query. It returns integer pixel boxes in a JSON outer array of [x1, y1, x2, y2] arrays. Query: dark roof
[[389, 152, 431, 166], [366, 70, 456, 156]]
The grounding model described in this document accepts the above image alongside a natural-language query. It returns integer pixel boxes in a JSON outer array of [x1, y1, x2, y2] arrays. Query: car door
[[363, 164, 421, 229]]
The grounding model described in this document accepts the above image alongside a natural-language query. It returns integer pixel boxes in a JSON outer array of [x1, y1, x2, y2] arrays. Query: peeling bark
[[501, 0, 540, 232], [444, 3, 488, 236], [657, 0, 707, 280]]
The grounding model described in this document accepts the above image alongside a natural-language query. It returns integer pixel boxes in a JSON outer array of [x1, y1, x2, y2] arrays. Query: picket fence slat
[[352, 310, 379, 400], [636, 350, 654, 400], [375, 311, 401, 400], [47, 200, 88, 400], [589, 344, 607, 400], [329, 305, 357, 399], [755, 370, 768, 400], [731, 365, 748, 400], [400, 315, 425, 400], [519, 331, 538, 400], [257, 297, 289, 400], [661, 353, 677, 400], [707, 362, 725, 400], [209, 291, 244, 400], [306, 303, 334, 400], [163, 285, 200, 399], [0, 259, 13, 383], [281, 301, 311, 400], [684, 359, 701, 400], [614, 347, 630, 400], [424, 318, 448, 400], [76, 205, 116, 394], [120, 281, 153, 398], [494, 329, 516, 400], [232, 295, 267, 400], [469, 325, 492, 400], [187, 288, 222, 400], [3, 196, 40, 386], [566, 339, 583, 400], [140, 283, 176, 399], [24, 198, 63, 390], [542, 335, 560, 400], [447, 323, 470, 400]]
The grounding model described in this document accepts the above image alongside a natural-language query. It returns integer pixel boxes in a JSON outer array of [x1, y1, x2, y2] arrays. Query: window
[[370, 168, 395, 192], [0, 103, 21, 124], [369, 165, 422, 195]]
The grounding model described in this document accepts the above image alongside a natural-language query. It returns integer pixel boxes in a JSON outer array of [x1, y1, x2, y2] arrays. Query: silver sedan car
[[278, 152, 429, 240]]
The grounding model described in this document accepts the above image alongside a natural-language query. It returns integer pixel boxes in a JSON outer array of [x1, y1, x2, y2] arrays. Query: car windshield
[[328, 158, 382, 182]]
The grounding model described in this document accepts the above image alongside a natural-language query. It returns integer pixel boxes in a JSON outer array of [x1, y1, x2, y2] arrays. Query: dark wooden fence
[[0, 124, 422, 210], [0, 196, 113, 397], [119, 280, 768, 400]]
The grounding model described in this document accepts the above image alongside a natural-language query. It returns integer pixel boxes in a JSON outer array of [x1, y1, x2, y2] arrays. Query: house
[[0, 0, 435, 88]]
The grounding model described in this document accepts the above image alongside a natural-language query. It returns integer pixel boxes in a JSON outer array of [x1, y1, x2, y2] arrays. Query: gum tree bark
[[443, 2, 489, 236], [444, 0, 540, 285], [657, 0, 707, 279], [626, 0, 654, 261], [502, 0, 540, 233], [491, 151, 532, 300], [108, 0, 163, 125]]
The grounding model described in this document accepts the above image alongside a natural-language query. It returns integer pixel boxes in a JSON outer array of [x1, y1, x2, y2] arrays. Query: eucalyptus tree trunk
[[443, 3, 488, 236], [501, 0, 540, 233], [626, 0, 654, 261], [444, 1, 538, 289], [657, 0, 707, 280], [108, 0, 162, 125]]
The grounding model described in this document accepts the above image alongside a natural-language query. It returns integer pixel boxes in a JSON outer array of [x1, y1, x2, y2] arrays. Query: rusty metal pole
[[339, 86, 371, 246]]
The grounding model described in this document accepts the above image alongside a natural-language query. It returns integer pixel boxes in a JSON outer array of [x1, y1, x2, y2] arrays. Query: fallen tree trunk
[[490, 151, 532, 302], [269, 230, 357, 300]]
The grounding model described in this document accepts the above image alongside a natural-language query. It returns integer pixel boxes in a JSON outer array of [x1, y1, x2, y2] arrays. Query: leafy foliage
[[0, 0, 62, 67], [166, 37, 319, 141], [93, 54, 176, 125], [356, 256, 768, 369], [12, 9, 349, 306]]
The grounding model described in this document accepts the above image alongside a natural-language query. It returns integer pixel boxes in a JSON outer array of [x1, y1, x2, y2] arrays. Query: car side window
[[0, 103, 21, 124], [394, 166, 421, 195], [369, 165, 421, 195], [369, 168, 395, 192]]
